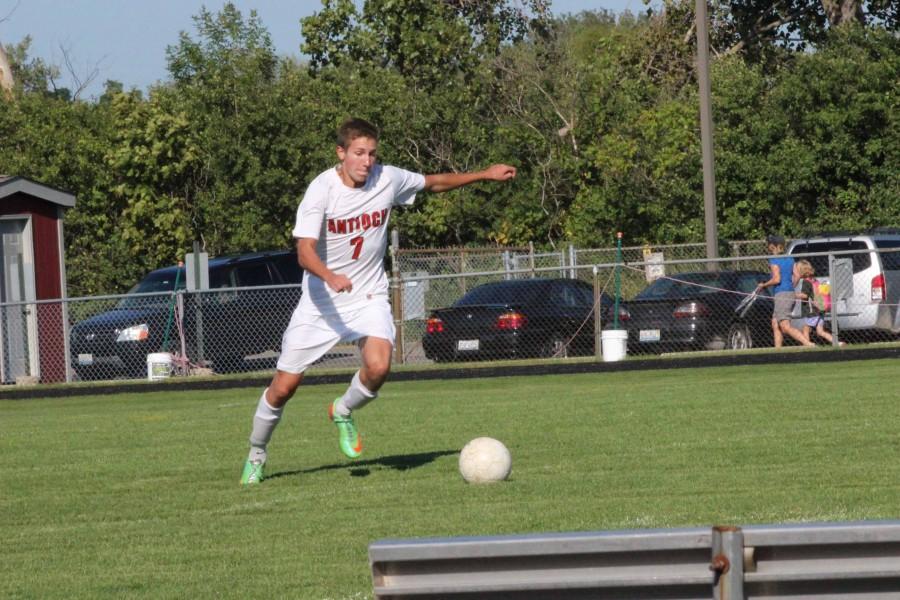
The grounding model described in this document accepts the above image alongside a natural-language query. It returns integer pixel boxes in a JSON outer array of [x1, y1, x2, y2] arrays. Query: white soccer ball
[[459, 437, 512, 484]]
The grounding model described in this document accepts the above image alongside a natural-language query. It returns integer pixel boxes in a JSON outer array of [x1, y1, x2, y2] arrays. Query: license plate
[[457, 339, 480, 351], [77, 353, 94, 365], [639, 329, 661, 342]]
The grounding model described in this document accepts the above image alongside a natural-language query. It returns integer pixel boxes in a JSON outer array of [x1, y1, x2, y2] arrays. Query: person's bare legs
[[267, 370, 304, 408], [358, 336, 393, 392], [771, 317, 784, 348], [779, 320, 814, 347], [330, 336, 393, 416], [815, 323, 836, 345], [802, 324, 813, 345]]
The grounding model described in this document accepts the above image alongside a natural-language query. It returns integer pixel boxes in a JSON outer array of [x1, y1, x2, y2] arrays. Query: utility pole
[[695, 0, 719, 263]]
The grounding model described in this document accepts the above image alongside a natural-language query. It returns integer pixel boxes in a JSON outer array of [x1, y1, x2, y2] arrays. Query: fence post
[[192, 241, 206, 366], [529, 241, 535, 278], [712, 526, 744, 600], [593, 266, 602, 360], [62, 296, 73, 383], [390, 230, 404, 364], [613, 233, 622, 329], [569, 244, 576, 279], [459, 249, 467, 295], [827, 253, 840, 346]]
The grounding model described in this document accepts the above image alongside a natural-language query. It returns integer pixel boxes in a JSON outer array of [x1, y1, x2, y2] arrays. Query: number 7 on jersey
[[350, 236, 364, 260]]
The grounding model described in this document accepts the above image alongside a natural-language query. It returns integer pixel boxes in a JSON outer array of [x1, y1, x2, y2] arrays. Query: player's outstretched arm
[[423, 164, 516, 193]]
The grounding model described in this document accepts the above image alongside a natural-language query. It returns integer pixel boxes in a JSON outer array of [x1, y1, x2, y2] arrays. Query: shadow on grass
[[267, 449, 458, 480]]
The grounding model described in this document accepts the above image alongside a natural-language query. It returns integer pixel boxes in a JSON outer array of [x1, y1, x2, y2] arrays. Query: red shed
[[0, 176, 75, 384]]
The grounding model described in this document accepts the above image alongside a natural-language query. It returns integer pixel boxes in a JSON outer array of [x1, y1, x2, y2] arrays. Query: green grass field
[[3, 359, 899, 599]]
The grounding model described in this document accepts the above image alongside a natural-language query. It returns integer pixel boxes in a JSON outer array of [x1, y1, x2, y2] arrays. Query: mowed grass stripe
[[2, 359, 898, 599]]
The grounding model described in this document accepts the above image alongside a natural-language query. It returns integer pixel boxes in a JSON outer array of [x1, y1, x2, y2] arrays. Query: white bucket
[[601, 330, 628, 362], [146, 352, 173, 381]]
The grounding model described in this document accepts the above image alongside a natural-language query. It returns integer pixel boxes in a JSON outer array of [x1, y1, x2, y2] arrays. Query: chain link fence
[[395, 245, 900, 363], [3, 244, 898, 386], [395, 240, 770, 284]]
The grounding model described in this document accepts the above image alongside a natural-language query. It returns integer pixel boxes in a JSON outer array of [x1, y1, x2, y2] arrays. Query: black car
[[615, 270, 774, 354], [422, 278, 613, 362], [70, 250, 303, 379]]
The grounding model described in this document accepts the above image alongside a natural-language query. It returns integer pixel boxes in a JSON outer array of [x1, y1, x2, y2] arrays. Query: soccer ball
[[459, 437, 512, 484]]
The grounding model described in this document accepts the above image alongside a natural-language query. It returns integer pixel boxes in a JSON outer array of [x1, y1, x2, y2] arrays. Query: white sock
[[248, 388, 283, 462], [334, 371, 377, 417]]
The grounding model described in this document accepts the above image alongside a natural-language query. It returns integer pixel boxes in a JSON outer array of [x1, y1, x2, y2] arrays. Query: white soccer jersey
[[292, 164, 425, 315]]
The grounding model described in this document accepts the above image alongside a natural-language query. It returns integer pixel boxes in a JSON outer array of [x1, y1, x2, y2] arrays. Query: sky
[[1, 0, 654, 100]]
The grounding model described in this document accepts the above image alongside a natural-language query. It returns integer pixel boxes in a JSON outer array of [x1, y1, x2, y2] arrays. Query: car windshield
[[634, 272, 733, 300], [454, 281, 546, 306], [116, 269, 186, 309]]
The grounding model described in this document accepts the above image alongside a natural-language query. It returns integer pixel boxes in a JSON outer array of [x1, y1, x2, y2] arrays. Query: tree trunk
[[0, 43, 14, 95], [820, 0, 866, 27]]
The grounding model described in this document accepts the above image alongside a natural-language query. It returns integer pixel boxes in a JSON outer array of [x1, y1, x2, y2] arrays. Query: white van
[[787, 231, 900, 334]]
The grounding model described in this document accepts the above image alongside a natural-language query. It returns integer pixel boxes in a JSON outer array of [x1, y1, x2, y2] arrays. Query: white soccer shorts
[[275, 297, 396, 374]]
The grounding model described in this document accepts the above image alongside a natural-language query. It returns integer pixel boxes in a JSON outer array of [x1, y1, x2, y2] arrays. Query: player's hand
[[486, 164, 517, 181], [327, 273, 353, 293]]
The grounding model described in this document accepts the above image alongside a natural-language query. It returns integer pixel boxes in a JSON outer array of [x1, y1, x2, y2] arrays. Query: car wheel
[[726, 323, 753, 350], [540, 334, 570, 359]]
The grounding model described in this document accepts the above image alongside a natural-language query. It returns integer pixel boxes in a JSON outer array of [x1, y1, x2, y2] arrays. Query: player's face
[[336, 136, 378, 188]]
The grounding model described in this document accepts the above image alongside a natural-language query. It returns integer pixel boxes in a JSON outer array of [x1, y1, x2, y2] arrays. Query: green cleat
[[240, 458, 265, 485], [328, 399, 362, 459]]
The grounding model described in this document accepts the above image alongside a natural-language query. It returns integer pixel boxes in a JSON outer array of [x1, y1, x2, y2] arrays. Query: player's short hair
[[337, 118, 379, 148], [797, 259, 814, 277]]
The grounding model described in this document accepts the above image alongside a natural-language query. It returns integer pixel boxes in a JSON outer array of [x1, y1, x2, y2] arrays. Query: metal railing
[[369, 520, 900, 599]]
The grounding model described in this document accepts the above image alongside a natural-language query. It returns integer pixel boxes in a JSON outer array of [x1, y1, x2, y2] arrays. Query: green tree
[[722, 0, 898, 57], [0, 86, 122, 294], [714, 26, 899, 237], [301, 0, 551, 87], [483, 13, 610, 247], [104, 89, 201, 273], [300, 1, 554, 247], [1, 36, 70, 98], [161, 3, 303, 255], [523, 10, 705, 246]]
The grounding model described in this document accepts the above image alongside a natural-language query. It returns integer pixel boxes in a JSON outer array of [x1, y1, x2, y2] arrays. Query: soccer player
[[240, 118, 517, 484]]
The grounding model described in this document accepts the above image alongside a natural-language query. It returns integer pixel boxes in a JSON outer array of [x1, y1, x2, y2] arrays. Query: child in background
[[795, 259, 844, 346]]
